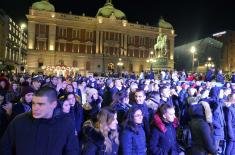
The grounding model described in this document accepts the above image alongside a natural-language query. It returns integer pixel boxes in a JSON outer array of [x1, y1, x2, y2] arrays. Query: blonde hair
[[96, 107, 119, 153]]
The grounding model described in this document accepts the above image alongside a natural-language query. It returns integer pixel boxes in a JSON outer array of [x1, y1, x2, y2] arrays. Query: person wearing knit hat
[[11, 86, 34, 119]]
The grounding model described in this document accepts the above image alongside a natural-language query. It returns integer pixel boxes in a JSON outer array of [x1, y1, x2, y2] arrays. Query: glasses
[[134, 114, 143, 118]]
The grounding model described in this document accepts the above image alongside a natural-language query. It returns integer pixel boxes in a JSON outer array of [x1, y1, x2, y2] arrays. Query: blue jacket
[[121, 125, 146, 155], [231, 74, 235, 83], [224, 105, 235, 141], [150, 120, 179, 155], [208, 87, 225, 139], [216, 73, 224, 84]]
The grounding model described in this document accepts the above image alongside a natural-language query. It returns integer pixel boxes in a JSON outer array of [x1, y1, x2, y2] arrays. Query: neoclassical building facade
[[26, 0, 175, 75]]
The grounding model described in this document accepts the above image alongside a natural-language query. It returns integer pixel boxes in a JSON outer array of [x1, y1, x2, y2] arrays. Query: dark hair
[[111, 90, 129, 106], [124, 106, 142, 134], [135, 88, 146, 96], [157, 103, 174, 120], [159, 86, 168, 94], [34, 86, 57, 103]]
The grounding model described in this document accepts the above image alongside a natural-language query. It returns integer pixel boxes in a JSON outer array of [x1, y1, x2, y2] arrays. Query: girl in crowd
[[82, 107, 119, 155], [111, 90, 131, 125], [61, 99, 70, 113], [121, 106, 147, 155]]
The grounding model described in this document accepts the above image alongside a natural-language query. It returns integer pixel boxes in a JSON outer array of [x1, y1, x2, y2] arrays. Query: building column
[[100, 31, 103, 53], [96, 30, 99, 54], [28, 21, 35, 50], [169, 37, 174, 68], [121, 33, 124, 55], [124, 34, 127, 56], [48, 24, 56, 51]]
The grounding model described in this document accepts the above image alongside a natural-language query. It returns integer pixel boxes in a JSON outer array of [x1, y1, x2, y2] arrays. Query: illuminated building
[[26, 0, 175, 75], [0, 10, 27, 72], [213, 31, 235, 72]]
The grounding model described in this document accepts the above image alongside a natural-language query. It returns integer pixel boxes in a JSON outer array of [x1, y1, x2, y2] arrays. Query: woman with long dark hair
[[121, 106, 146, 155]]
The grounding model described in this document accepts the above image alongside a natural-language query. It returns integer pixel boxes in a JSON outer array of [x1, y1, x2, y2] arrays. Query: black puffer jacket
[[188, 102, 217, 155]]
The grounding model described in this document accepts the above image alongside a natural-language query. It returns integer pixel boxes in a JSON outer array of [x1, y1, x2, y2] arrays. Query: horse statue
[[154, 34, 167, 56]]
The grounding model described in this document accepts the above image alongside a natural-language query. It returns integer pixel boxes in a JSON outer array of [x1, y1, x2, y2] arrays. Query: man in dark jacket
[[216, 69, 225, 84], [0, 87, 79, 155], [231, 72, 235, 83], [205, 68, 215, 82], [224, 93, 235, 155]]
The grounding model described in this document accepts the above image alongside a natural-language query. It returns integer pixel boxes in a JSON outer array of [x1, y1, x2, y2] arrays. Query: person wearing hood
[[11, 86, 34, 119], [0, 86, 79, 155], [188, 101, 217, 155], [208, 87, 226, 154], [150, 103, 180, 155], [216, 69, 225, 84], [224, 93, 235, 155]]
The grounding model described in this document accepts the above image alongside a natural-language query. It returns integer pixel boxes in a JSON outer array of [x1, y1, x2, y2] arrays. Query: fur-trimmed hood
[[82, 120, 105, 147], [153, 113, 179, 133], [189, 101, 212, 123]]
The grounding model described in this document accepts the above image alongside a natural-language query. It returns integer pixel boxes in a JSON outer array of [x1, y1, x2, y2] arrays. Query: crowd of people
[[0, 68, 235, 155]]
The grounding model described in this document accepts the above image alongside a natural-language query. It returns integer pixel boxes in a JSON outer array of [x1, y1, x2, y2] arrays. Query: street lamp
[[204, 57, 214, 70], [146, 51, 156, 71], [190, 46, 196, 72], [117, 58, 124, 74]]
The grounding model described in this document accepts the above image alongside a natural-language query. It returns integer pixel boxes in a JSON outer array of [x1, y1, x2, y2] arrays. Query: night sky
[[1, 0, 235, 46]]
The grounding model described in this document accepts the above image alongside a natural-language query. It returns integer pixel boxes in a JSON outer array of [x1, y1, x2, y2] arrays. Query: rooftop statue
[[32, 0, 55, 12], [158, 17, 173, 29]]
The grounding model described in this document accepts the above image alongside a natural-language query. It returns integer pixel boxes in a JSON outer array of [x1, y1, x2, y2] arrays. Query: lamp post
[[19, 23, 26, 65], [204, 57, 214, 70], [146, 50, 156, 71], [190, 46, 196, 72], [117, 58, 123, 75]]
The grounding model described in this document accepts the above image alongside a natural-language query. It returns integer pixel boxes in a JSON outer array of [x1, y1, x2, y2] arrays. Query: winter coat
[[69, 102, 84, 136], [150, 114, 179, 155], [121, 125, 146, 155], [11, 102, 31, 119], [102, 87, 113, 107], [188, 103, 217, 155], [224, 104, 235, 141], [205, 70, 214, 82], [231, 74, 235, 83], [112, 102, 130, 125], [208, 87, 225, 140], [216, 73, 224, 84], [0, 112, 79, 155], [0, 106, 11, 138], [82, 121, 119, 155], [132, 103, 150, 138]]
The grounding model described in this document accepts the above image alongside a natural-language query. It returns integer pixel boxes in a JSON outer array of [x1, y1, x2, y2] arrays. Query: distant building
[[26, 0, 175, 75], [0, 10, 27, 72], [213, 30, 235, 72], [175, 37, 223, 72]]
